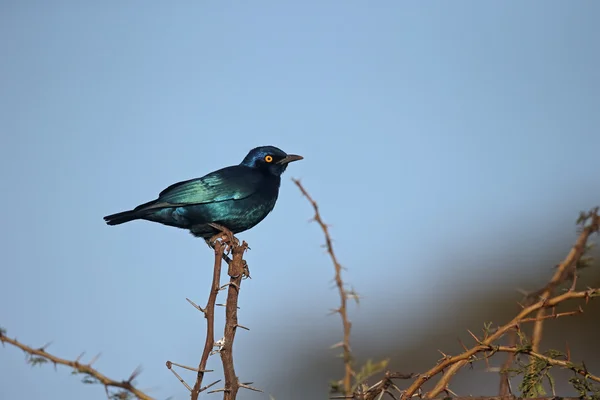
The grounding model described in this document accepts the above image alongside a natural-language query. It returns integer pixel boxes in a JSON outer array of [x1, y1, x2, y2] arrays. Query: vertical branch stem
[[293, 179, 354, 396], [220, 241, 248, 400], [191, 241, 224, 400]]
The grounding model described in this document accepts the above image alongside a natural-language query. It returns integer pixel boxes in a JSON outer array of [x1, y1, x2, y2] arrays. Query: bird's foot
[[207, 223, 239, 251], [242, 260, 251, 280]]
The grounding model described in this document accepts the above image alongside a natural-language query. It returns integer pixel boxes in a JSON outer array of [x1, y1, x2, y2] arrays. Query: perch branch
[[190, 240, 224, 400], [219, 239, 250, 399], [293, 178, 354, 395], [0, 331, 152, 400]]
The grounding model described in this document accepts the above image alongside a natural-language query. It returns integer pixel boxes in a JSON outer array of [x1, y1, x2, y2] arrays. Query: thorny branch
[[0, 330, 152, 400], [399, 208, 600, 400], [219, 239, 251, 400], [529, 208, 600, 362], [169, 231, 254, 400], [293, 178, 355, 396], [499, 208, 599, 395], [188, 240, 224, 400]]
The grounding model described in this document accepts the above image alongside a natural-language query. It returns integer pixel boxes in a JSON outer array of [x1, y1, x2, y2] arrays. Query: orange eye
[[265, 155, 273, 163]]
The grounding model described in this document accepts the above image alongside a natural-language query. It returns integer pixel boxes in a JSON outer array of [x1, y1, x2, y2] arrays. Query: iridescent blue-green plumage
[[103, 146, 303, 238]]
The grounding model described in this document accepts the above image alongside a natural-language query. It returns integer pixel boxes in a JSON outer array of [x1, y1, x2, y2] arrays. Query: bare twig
[[190, 240, 224, 400], [219, 240, 249, 400], [0, 331, 152, 400], [293, 178, 354, 395]]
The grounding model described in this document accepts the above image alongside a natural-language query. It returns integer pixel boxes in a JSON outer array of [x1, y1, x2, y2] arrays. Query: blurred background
[[1, 1, 599, 399]]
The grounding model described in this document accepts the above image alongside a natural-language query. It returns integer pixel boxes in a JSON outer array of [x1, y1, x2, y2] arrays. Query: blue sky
[[1, 2, 599, 399]]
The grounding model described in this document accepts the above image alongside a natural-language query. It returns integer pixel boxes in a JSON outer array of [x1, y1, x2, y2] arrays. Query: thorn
[[467, 329, 481, 343], [40, 341, 53, 351], [76, 352, 86, 363], [235, 324, 250, 331], [215, 303, 241, 309], [457, 338, 468, 352], [128, 365, 143, 382], [89, 352, 102, 366], [166, 360, 213, 372], [239, 382, 263, 392], [168, 365, 191, 391], [186, 298, 206, 313], [220, 282, 240, 291], [515, 288, 529, 296], [200, 379, 221, 392]]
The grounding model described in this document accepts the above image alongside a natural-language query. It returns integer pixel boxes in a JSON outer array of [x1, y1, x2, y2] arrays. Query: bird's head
[[240, 145, 303, 176]]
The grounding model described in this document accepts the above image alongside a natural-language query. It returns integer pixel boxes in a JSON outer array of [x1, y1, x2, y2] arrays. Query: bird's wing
[[155, 166, 262, 206]]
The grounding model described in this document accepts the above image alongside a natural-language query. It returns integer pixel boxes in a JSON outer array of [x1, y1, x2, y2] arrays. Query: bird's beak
[[277, 154, 304, 165]]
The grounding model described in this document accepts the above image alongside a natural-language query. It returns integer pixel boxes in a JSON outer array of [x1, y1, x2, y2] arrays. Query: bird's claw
[[242, 261, 251, 279], [207, 223, 239, 250]]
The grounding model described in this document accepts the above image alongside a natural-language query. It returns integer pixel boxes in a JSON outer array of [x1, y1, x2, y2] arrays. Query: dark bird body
[[104, 146, 303, 238]]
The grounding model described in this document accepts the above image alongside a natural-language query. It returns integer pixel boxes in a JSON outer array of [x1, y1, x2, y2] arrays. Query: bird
[[103, 145, 303, 239]]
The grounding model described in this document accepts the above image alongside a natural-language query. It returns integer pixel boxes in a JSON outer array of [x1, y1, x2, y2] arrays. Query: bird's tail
[[103, 209, 142, 226], [104, 199, 160, 226]]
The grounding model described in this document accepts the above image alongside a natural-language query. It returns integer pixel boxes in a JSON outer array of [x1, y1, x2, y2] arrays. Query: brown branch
[[0, 331, 152, 400], [189, 240, 225, 400], [338, 394, 588, 400], [412, 210, 600, 399], [530, 208, 599, 353], [422, 343, 600, 396], [219, 240, 249, 400], [445, 398, 585, 400], [398, 287, 599, 400], [293, 178, 354, 395], [437, 398, 584, 400], [499, 209, 600, 395], [499, 306, 583, 395], [365, 397, 590, 400]]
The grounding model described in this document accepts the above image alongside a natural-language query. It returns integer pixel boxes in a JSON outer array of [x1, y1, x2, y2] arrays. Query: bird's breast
[[222, 190, 279, 232]]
